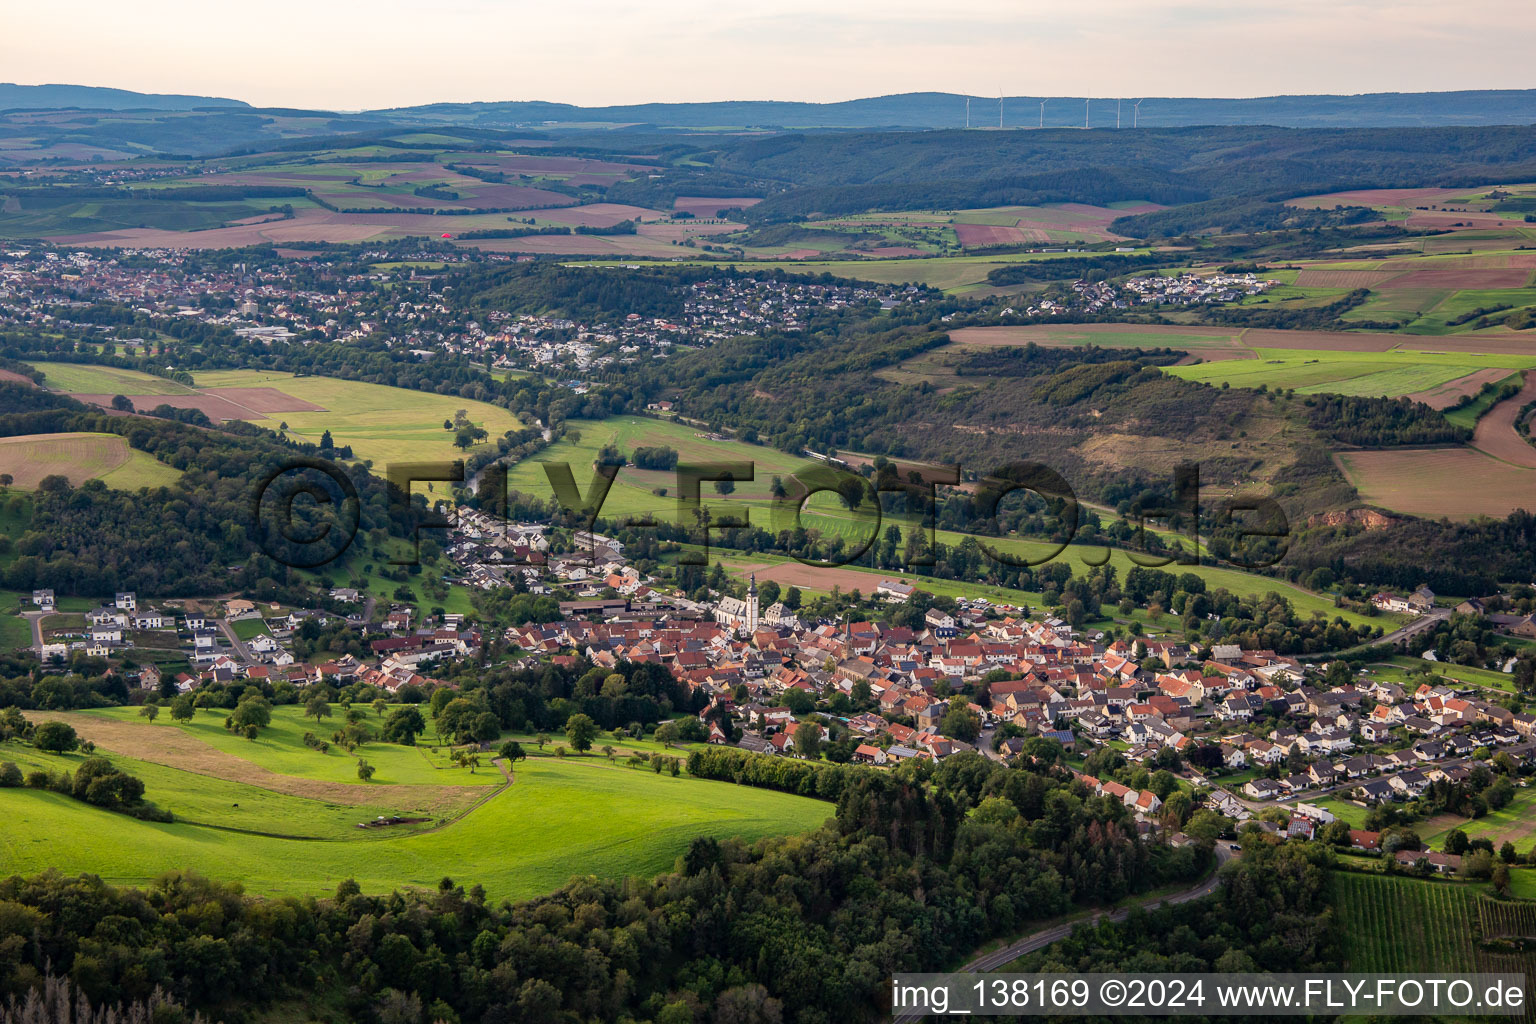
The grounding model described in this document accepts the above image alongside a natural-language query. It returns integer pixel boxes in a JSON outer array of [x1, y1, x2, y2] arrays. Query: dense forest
[[693, 125, 1536, 222]]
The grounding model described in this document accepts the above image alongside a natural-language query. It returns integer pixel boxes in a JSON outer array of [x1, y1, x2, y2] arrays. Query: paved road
[[1365, 607, 1449, 652], [892, 845, 1235, 1021], [23, 611, 44, 653], [215, 618, 255, 664]]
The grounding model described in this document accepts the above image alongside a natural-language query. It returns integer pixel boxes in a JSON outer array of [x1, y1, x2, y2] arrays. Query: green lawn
[[230, 618, 272, 641], [0, 739, 427, 840], [0, 591, 31, 651], [1378, 656, 1518, 694], [1315, 797, 1370, 828]]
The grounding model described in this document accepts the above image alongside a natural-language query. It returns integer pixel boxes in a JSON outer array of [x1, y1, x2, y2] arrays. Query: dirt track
[[1471, 373, 1536, 469]]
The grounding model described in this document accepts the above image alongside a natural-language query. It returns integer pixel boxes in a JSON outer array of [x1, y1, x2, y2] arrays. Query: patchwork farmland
[[26, 363, 523, 464]]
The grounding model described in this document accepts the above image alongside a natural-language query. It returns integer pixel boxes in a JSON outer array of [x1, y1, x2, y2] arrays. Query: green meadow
[[0, 706, 829, 901], [1167, 347, 1536, 398], [27, 361, 191, 395], [189, 369, 524, 464]]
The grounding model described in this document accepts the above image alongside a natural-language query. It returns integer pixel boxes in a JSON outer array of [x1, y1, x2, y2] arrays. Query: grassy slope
[[26, 362, 191, 395], [0, 708, 829, 901], [188, 369, 524, 465], [89, 706, 503, 789], [0, 758, 828, 901], [0, 432, 182, 491]]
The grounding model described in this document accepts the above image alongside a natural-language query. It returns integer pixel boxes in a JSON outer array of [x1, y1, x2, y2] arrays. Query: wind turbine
[[1039, 99, 1046, 128], [998, 91, 1004, 129], [1134, 99, 1144, 128], [965, 97, 970, 129], [1117, 98, 1122, 129], [1084, 98, 1090, 129]]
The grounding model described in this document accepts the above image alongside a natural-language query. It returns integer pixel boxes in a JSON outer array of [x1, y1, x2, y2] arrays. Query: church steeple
[[746, 574, 759, 633]]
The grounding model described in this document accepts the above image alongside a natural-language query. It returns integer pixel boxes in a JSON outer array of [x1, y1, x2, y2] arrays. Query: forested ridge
[[0, 385, 420, 599], [689, 125, 1536, 222]]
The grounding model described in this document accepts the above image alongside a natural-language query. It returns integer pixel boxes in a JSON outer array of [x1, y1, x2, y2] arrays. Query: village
[[22, 495, 1533, 878], [0, 248, 930, 377], [994, 269, 1277, 319]]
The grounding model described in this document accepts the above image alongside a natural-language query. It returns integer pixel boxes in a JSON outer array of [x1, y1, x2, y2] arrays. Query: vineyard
[[1480, 896, 1536, 940], [1332, 872, 1480, 971], [1333, 874, 1536, 1023]]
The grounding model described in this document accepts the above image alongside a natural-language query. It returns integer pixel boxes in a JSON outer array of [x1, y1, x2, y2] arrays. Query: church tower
[[746, 574, 760, 633]]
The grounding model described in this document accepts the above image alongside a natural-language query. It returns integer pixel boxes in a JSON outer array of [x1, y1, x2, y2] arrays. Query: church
[[713, 575, 760, 634]]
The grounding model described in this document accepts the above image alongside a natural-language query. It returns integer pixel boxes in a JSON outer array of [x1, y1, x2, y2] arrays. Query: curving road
[[892, 844, 1235, 1021]]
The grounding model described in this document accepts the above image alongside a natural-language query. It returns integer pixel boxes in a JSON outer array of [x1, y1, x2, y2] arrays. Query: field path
[[1470, 373, 1536, 469], [23, 710, 485, 815]]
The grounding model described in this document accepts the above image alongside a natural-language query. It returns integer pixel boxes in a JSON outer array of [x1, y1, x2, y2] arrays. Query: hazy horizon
[[5, 0, 1534, 111]]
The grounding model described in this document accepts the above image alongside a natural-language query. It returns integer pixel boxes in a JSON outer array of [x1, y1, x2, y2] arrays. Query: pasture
[[0, 705, 828, 901], [0, 432, 182, 490]]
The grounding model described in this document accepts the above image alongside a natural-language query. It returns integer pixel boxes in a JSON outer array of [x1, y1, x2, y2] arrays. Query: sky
[[5, 0, 1535, 111]]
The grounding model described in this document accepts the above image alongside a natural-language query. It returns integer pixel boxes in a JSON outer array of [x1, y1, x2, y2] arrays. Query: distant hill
[[0, 83, 248, 112], [379, 90, 1536, 129]]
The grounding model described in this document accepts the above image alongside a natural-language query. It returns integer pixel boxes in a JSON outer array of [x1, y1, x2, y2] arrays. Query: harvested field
[[1404, 210, 1531, 230], [0, 431, 130, 487], [950, 323, 1536, 356], [456, 154, 653, 176], [1407, 367, 1517, 409], [0, 368, 35, 386], [673, 196, 761, 217], [1386, 266, 1534, 290], [68, 392, 266, 421], [460, 232, 680, 257], [955, 223, 1030, 247], [1337, 448, 1536, 520], [205, 386, 326, 414], [0, 432, 181, 489], [1470, 374, 1536, 468], [741, 562, 913, 595], [526, 203, 662, 227], [1288, 187, 1468, 209], [1292, 269, 1400, 288]]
